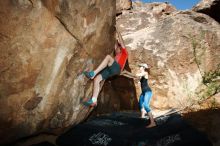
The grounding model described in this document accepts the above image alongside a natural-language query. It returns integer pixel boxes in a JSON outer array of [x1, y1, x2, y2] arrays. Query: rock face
[[116, 0, 132, 15], [0, 0, 116, 144], [117, 2, 176, 33], [117, 2, 220, 109], [193, 0, 220, 23]]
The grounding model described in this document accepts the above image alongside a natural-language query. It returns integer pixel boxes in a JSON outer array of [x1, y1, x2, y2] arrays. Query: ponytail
[[145, 68, 150, 75]]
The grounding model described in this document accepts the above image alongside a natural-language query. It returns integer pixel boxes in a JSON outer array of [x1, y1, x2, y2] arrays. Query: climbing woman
[[83, 26, 128, 107]]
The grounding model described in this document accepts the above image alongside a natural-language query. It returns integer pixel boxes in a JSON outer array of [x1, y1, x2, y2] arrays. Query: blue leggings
[[139, 91, 152, 113]]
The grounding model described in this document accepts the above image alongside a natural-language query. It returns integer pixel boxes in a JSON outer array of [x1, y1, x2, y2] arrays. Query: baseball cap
[[138, 63, 149, 69]]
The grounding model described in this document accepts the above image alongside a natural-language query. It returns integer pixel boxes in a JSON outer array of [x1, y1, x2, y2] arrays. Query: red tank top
[[115, 48, 128, 70]]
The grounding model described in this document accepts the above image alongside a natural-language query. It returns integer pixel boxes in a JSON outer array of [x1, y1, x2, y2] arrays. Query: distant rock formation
[[117, 2, 220, 110], [116, 0, 132, 15], [193, 0, 220, 23]]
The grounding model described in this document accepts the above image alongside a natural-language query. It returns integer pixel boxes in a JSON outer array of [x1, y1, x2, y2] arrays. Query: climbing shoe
[[84, 98, 97, 107], [83, 71, 95, 79]]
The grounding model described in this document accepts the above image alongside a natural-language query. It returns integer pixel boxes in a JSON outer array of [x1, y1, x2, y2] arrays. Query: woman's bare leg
[[141, 108, 146, 118], [146, 111, 156, 128], [92, 74, 103, 100]]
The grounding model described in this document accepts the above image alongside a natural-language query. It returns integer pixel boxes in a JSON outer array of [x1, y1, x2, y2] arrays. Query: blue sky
[[133, 0, 201, 10]]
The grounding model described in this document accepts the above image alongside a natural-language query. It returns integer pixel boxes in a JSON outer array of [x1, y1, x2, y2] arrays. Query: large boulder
[[193, 0, 220, 23], [117, 2, 220, 109], [0, 0, 116, 144], [116, 0, 132, 15], [117, 2, 176, 33]]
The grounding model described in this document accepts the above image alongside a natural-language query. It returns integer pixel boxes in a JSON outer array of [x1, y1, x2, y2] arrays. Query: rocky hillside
[[116, 0, 132, 15], [0, 0, 117, 144], [193, 0, 220, 23], [117, 1, 220, 110]]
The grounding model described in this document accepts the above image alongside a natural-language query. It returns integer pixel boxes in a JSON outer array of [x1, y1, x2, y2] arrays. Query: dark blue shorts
[[100, 61, 121, 80]]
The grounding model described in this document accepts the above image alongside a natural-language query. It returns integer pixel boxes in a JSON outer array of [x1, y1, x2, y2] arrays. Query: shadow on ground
[[55, 111, 212, 146], [13, 109, 220, 146], [183, 108, 220, 146]]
